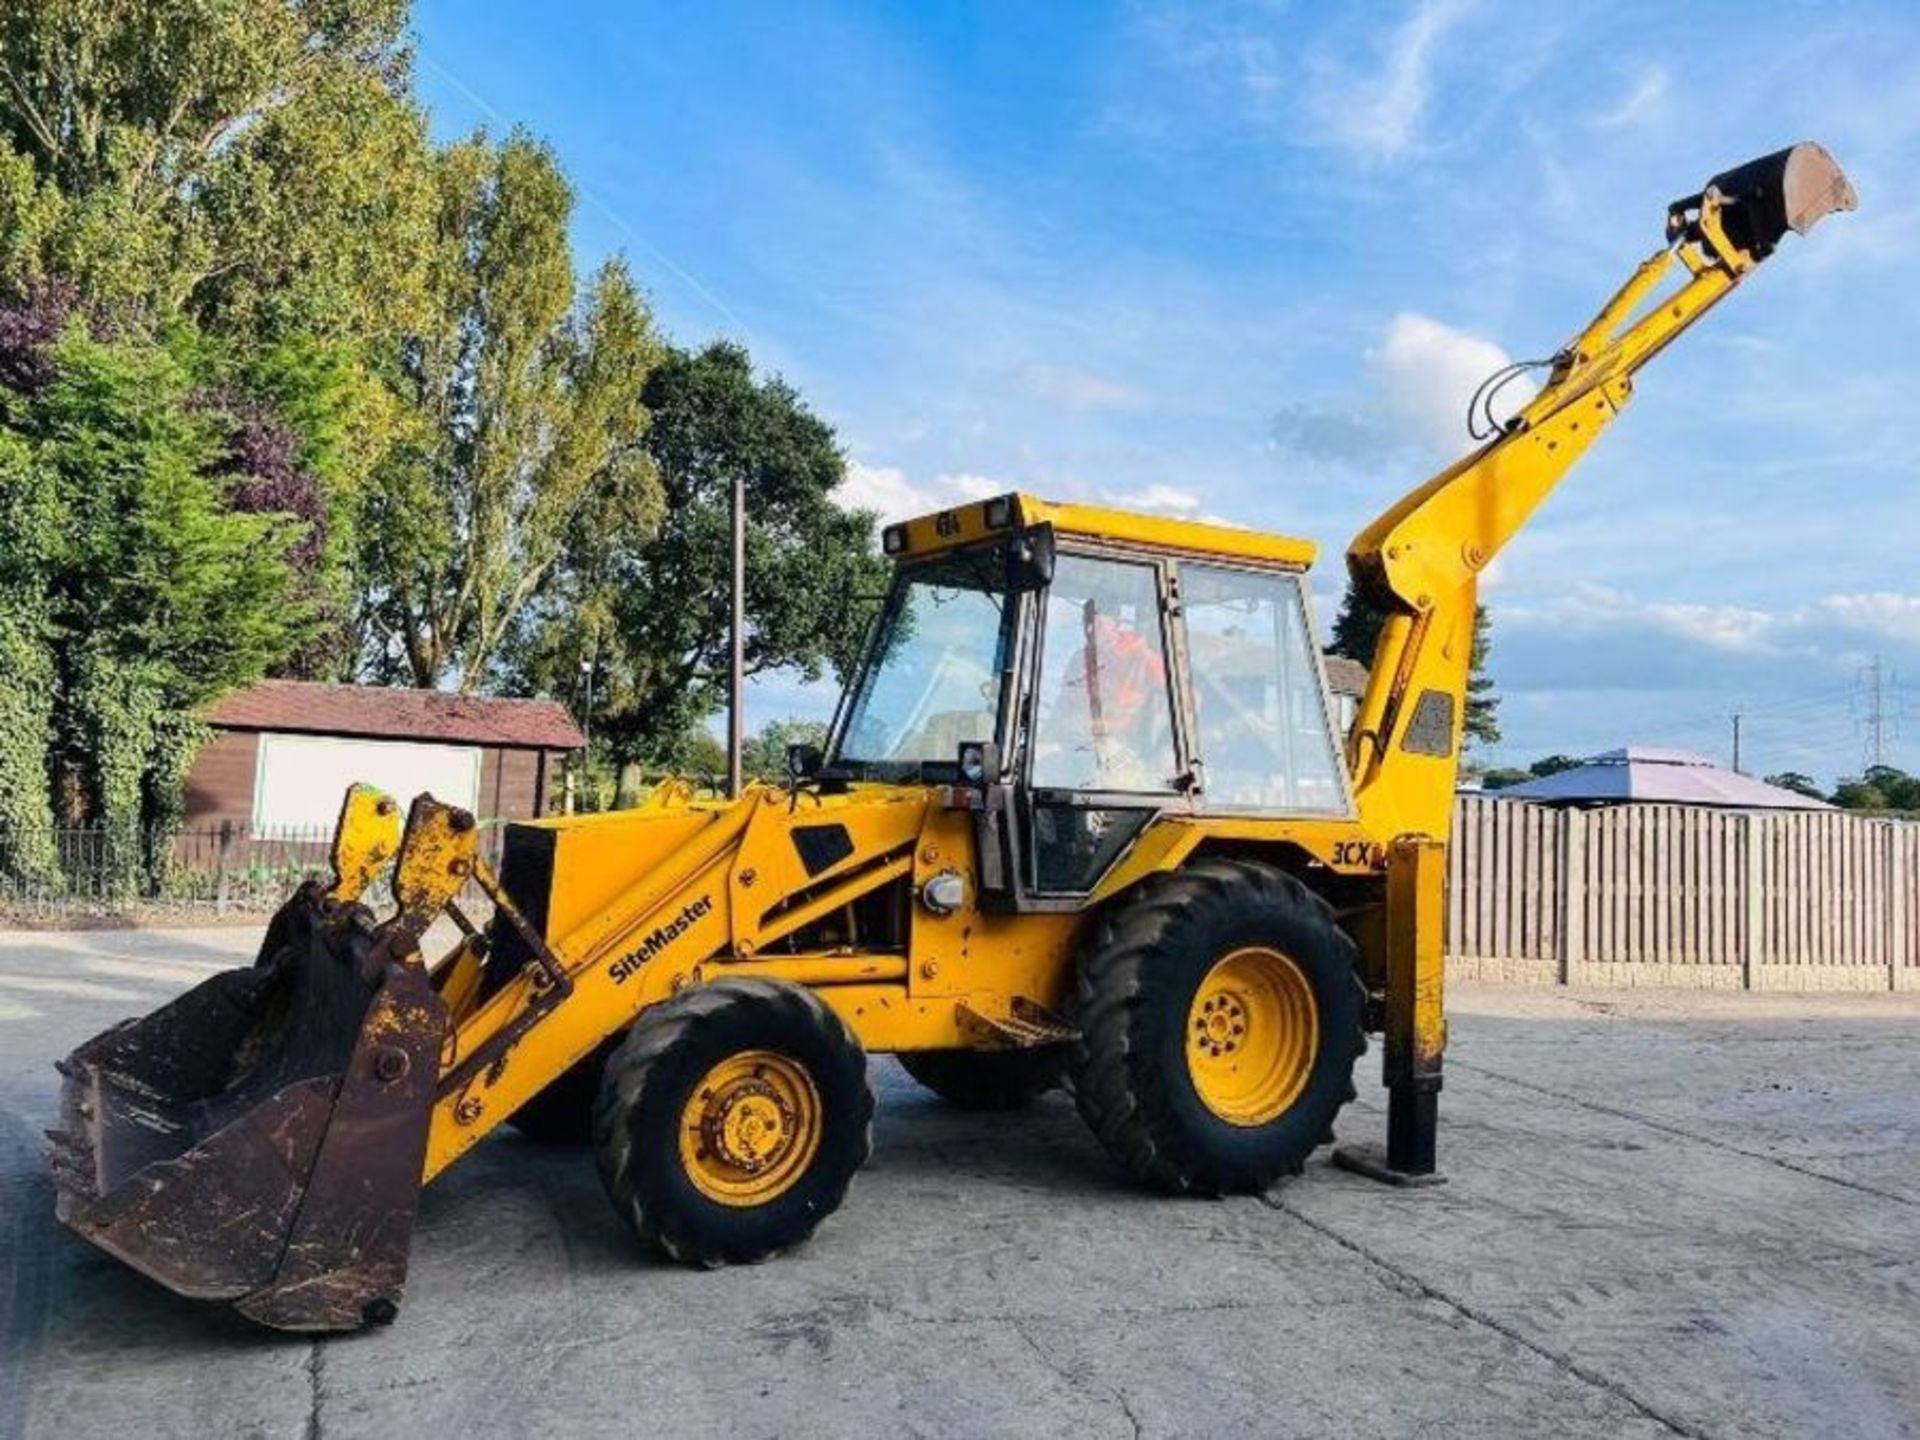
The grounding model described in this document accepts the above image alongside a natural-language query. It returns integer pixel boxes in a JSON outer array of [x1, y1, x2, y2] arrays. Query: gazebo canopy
[[1497, 746, 1831, 810]]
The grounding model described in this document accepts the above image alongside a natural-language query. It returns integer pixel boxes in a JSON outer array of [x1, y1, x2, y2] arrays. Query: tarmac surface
[[2, 925, 1917, 1439]]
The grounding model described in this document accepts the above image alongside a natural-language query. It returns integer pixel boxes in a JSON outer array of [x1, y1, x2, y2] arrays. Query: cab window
[[835, 547, 1010, 779], [1180, 563, 1346, 813], [1030, 554, 1178, 794]]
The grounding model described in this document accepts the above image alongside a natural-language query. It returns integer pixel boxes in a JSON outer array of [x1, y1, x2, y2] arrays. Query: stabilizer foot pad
[[1330, 1144, 1448, 1188]]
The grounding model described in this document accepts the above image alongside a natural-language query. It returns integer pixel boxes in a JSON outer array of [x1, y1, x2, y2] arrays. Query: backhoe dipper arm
[[1343, 142, 1855, 842]]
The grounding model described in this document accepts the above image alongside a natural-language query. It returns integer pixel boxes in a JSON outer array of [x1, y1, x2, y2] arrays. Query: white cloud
[[1101, 483, 1247, 530], [1504, 584, 1920, 659], [1303, 0, 1475, 162], [835, 461, 1004, 526], [1105, 482, 1201, 516], [1808, 593, 1920, 646], [1642, 600, 1777, 654], [1592, 63, 1668, 129], [1368, 311, 1531, 453], [1020, 364, 1144, 412]]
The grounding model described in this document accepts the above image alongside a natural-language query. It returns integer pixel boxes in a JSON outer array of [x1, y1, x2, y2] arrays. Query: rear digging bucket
[[48, 884, 446, 1332]]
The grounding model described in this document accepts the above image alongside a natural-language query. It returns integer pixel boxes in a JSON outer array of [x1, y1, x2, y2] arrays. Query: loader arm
[[1344, 142, 1855, 842]]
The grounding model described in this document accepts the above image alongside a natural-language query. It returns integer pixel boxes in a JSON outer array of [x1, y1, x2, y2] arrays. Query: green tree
[[742, 718, 830, 782], [358, 132, 664, 690], [1832, 765, 1920, 812], [1528, 754, 1583, 778], [1477, 767, 1530, 791], [0, 0, 416, 325], [1831, 777, 1887, 811], [1328, 581, 1500, 748], [1764, 770, 1827, 801], [0, 0, 436, 678], [510, 341, 885, 771], [0, 424, 60, 885], [0, 321, 313, 889], [1479, 753, 1586, 791]]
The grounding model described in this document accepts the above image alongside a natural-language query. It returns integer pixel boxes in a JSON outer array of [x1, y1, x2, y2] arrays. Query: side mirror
[[957, 739, 997, 790], [1005, 526, 1055, 592], [786, 743, 823, 781]]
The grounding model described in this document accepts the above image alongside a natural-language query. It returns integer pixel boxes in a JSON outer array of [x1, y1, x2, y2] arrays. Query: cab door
[[1171, 561, 1353, 818], [1002, 547, 1194, 904]]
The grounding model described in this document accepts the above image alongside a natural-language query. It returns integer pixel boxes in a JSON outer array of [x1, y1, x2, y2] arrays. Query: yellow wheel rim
[[678, 1050, 823, 1207], [1186, 946, 1319, 1127]]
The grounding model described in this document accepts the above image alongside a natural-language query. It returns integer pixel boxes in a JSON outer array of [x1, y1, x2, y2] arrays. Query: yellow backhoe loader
[[49, 144, 1855, 1331]]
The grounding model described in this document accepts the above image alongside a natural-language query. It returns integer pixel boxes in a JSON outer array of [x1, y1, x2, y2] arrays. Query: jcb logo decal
[[1332, 841, 1385, 869]]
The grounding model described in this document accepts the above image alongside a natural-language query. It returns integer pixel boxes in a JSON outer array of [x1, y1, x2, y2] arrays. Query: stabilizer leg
[[1334, 835, 1448, 1187]]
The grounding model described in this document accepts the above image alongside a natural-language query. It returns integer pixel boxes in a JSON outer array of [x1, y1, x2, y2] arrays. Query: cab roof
[[882, 492, 1318, 569]]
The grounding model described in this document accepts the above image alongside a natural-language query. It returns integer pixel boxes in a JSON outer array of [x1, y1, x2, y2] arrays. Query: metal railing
[[0, 821, 507, 919]]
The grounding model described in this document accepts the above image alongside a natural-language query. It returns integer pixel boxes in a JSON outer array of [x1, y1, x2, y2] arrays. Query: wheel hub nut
[[702, 1077, 796, 1174]]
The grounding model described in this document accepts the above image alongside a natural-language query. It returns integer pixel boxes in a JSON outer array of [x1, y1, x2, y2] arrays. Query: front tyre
[[1071, 859, 1365, 1195], [593, 978, 874, 1266]]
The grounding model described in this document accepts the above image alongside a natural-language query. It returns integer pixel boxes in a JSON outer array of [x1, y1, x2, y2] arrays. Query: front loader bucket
[[47, 790, 464, 1332]]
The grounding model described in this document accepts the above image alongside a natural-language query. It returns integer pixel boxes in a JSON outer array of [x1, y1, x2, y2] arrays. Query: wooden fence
[[7, 800, 1916, 992], [1449, 796, 1920, 992]]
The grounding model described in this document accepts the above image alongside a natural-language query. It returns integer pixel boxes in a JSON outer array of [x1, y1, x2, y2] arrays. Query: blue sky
[[414, 0, 1918, 785]]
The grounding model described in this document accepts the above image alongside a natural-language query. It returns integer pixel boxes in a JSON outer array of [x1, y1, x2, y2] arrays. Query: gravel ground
[[2, 926, 1917, 1439]]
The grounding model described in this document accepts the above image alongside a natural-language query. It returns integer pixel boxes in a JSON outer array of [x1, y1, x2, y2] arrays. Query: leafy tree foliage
[[0, 0, 882, 874], [358, 133, 664, 690], [742, 718, 830, 782], [1328, 580, 1501, 748], [507, 342, 885, 769], [1830, 765, 1920, 813], [0, 317, 314, 889], [1479, 753, 1587, 791], [0, 0, 417, 325], [1764, 770, 1827, 801], [0, 0, 434, 685]]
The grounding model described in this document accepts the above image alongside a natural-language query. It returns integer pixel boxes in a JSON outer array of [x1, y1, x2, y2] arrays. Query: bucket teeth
[[44, 1127, 94, 1176], [45, 1135, 95, 1194]]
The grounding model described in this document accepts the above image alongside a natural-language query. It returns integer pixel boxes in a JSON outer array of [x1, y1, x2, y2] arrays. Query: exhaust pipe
[[1668, 141, 1856, 261]]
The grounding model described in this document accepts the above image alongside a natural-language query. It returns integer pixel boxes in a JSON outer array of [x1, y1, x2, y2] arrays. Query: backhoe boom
[[1345, 141, 1855, 842]]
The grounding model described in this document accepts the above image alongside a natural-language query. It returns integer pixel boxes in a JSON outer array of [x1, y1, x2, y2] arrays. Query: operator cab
[[824, 494, 1353, 909]]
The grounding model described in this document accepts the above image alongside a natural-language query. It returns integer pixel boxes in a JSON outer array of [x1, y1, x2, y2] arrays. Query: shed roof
[[1322, 655, 1368, 699], [1499, 746, 1830, 810], [207, 680, 584, 750]]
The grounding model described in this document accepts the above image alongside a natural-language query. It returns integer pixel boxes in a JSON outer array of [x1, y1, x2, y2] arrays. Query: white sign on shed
[[252, 734, 481, 832]]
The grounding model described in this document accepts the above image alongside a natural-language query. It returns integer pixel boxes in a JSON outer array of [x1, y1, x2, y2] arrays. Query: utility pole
[[1730, 713, 1742, 774], [572, 652, 595, 816], [580, 654, 596, 753], [727, 472, 746, 799]]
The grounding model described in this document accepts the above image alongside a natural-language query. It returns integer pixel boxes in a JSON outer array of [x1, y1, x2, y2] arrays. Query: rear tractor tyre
[[898, 1046, 1067, 1111], [593, 978, 874, 1267], [1070, 859, 1366, 1195]]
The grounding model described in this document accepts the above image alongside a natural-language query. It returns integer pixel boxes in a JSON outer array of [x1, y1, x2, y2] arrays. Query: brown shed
[[1322, 655, 1368, 733], [190, 681, 584, 831]]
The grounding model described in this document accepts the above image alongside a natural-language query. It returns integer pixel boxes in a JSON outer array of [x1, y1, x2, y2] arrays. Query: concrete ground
[[1, 927, 1917, 1440]]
